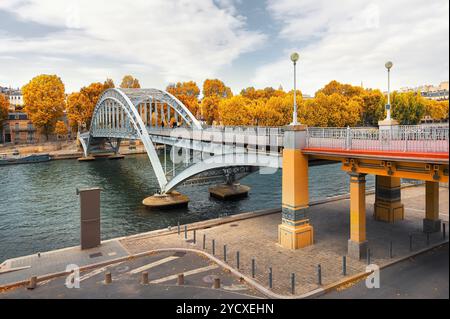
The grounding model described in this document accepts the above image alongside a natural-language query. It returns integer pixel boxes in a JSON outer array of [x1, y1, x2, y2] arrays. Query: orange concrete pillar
[[278, 125, 313, 249], [374, 176, 404, 223], [423, 181, 441, 233], [348, 173, 368, 260]]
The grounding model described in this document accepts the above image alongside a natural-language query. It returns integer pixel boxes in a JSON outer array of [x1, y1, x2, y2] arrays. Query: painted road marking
[[128, 256, 179, 275], [79, 262, 125, 282], [150, 264, 219, 284]]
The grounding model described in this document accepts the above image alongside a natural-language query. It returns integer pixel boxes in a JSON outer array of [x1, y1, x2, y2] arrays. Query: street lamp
[[385, 61, 393, 121], [290, 52, 300, 125]]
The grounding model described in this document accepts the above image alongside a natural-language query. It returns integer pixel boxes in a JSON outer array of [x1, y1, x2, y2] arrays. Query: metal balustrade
[[306, 124, 449, 153]]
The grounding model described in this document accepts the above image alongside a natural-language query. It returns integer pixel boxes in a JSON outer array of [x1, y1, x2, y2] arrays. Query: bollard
[[177, 274, 185, 285], [409, 234, 413, 252], [291, 273, 295, 295], [27, 276, 37, 290], [105, 272, 112, 284], [184, 225, 188, 240], [444, 223, 447, 240], [366, 248, 371, 265], [193, 230, 196, 244], [212, 239, 215, 255], [317, 265, 322, 286], [203, 234, 206, 249], [236, 251, 240, 269], [342, 256, 347, 276], [177, 221, 180, 236], [252, 258, 256, 278], [223, 245, 227, 262], [426, 233, 430, 246], [141, 271, 149, 285], [214, 277, 221, 289], [269, 267, 273, 289], [389, 241, 393, 259]]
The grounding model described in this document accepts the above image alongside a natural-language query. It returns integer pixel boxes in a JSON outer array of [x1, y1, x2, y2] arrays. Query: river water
[[0, 154, 375, 261]]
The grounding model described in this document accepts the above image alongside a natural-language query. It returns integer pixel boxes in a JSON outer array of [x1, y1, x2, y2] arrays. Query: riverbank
[[1, 184, 448, 298], [0, 140, 148, 162]]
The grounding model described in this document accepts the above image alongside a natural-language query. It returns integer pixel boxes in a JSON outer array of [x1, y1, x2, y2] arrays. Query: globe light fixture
[[290, 52, 300, 125]]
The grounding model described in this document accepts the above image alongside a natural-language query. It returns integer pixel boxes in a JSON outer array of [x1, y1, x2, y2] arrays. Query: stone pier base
[[348, 240, 368, 260], [108, 154, 125, 160], [209, 184, 250, 200], [142, 191, 189, 209], [78, 156, 96, 162]]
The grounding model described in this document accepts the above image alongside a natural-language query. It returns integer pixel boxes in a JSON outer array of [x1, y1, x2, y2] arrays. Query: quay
[[1, 183, 448, 298]]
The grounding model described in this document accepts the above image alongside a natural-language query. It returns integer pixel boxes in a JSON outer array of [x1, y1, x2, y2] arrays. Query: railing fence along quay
[[306, 124, 449, 153]]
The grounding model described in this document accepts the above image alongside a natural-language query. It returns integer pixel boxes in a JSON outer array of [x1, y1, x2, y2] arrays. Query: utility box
[[77, 187, 101, 250]]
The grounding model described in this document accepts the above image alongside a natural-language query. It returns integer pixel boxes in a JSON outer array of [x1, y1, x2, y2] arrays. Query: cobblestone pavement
[[2, 251, 263, 299], [120, 185, 449, 296]]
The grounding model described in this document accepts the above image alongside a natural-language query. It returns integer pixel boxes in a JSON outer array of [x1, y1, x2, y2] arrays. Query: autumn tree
[[425, 100, 449, 122], [66, 81, 112, 130], [0, 93, 9, 129], [361, 89, 386, 126], [54, 120, 68, 139], [120, 75, 141, 89], [241, 87, 285, 101], [391, 91, 426, 125], [104, 78, 115, 89], [317, 80, 364, 99], [22, 74, 66, 140], [166, 81, 200, 117], [218, 96, 253, 126], [201, 79, 233, 124]]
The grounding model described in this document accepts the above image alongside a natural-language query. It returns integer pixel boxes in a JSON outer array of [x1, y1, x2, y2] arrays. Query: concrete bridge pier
[[209, 183, 250, 200], [423, 181, 441, 233], [374, 176, 404, 223], [278, 125, 314, 250], [142, 191, 190, 210], [348, 173, 368, 260]]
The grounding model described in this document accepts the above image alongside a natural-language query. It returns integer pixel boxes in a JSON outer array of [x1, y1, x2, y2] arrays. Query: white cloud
[[0, 0, 266, 92], [253, 0, 449, 95]]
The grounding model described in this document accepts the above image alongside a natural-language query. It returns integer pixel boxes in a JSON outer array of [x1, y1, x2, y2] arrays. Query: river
[[0, 153, 375, 261]]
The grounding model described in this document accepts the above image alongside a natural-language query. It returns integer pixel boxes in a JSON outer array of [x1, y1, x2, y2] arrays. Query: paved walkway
[[120, 185, 448, 296], [1, 184, 448, 298]]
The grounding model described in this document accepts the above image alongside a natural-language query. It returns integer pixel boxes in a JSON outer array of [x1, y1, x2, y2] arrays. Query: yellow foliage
[[167, 81, 200, 117], [120, 75, 141, 88], [22, 74, 65, 139], [54, 120, 68, 136], [0, 93, 9, 125], [203, 79, 232, 99]]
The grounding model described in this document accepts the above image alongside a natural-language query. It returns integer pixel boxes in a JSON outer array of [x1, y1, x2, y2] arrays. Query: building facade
[[1, 112, 37, 144], [400, 81, 449, 101]]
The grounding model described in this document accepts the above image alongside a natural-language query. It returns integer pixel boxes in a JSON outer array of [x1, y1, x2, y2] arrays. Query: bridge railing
[[306, 124, 449, 153]]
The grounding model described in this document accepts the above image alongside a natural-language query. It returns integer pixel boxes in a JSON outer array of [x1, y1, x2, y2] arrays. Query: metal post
[[193, 230, 196, 244], [269, 267, 273, 289], [389, 241, 393, 259], [342, 256, 347, 276], [141, 272, 149, 285], [443, 223, 446, 240], [184, 225, 187, 240], [203, 234, 206, 249], [214, 277, 221, 289], [317, 264, 322, 286], [212, 239, 215, 255], [223, 245, 227, 262], [177, 274, 184, 285], [291, 273, 295, 295], [252, 258, 256, 278], [367, 248, 371, 265], [177, 221, 180, 236], [105, 272, 112, 284], [236, 251, 240, 269]]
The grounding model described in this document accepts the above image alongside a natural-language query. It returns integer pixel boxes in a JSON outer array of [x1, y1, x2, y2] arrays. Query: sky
[[0, 0, 448, 95]]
